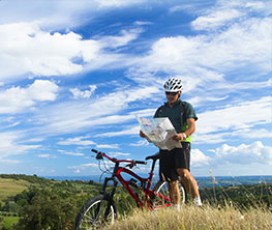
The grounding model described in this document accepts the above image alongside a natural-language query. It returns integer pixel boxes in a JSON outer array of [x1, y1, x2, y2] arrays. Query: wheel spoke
[[76, 197, 116, 230]]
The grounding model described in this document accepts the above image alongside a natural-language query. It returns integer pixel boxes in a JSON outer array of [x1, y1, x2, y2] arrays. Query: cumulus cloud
[[0, 22, 142, 81], [0, 80, 58, 114], [136, 17, 271, 80], [191, 149, 211, 167], [0, 23, 95, 79], [70, 85, 97, 99], [211, 141, 272, 165]]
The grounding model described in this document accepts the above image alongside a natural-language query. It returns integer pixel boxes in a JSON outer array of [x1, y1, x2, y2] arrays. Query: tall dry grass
[[104, 204, 272, 230]]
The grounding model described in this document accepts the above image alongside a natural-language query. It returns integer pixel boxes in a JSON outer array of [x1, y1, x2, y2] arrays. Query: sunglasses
[[165, 92, 179, 96]]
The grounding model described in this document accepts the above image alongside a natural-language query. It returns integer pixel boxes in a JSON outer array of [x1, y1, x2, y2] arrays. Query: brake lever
[[125, 162, 135, 169], [96, 152, 103, 160]]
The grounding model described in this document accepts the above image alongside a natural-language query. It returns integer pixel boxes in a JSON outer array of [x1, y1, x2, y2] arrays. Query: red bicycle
[[75, 149, 187, 229]]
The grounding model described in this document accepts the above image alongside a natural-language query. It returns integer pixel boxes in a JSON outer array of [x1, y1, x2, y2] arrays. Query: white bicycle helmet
[[163, 78, 183, 92]]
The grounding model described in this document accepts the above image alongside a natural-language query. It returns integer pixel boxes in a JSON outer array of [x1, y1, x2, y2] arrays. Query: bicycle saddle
[[145, 152, 160, 161]]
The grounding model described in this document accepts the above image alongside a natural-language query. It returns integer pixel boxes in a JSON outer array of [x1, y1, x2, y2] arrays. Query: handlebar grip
[[135, 160, 147, 165], [91, 149, 98, 153]]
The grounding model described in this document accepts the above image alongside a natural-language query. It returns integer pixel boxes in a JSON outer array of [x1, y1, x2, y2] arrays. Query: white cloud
[[191, 149, 210, 167], [0, 132, 40, 162], [211, 141, 272, 165], [96, 144, 119, 149], [97, 125, 139, 137], [0, 22, 100, 80], [0, 0, 149, 29], [0, 80, 58, 114], [191, 0, 272, 31], [95, 0, 146, 9], [0, 22, 142, 81], [139, 16, 271, 76], [98, 28, 143, 48], [192, 9, 244, 30], [57, 136, 96, 146], [28, 80, 59, 101], [108, 152, 131, 157], [70, 85, 97, 99], [196, 96, 271, 135], [33, 85, 159, 135], [130, 139, 149, 147], [58, 150, 84, 157], [37, 154, 57, 159]]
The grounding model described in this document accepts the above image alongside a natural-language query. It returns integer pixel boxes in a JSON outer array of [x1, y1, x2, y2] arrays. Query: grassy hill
[[0, 178, 30, 202], [0, 174, 101, 229]]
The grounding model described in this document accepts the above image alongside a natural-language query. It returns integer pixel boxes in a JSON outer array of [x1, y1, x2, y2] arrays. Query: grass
[[104, 205, 272, 230], [0, 178, 29, 202], [2, 216, 19, 229]]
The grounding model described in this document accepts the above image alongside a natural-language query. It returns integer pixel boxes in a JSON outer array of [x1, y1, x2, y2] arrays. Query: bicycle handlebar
[[91, 149, 147, 165]]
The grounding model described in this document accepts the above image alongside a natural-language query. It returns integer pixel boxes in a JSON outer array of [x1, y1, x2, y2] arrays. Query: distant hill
[[45, 174, 272, 188]]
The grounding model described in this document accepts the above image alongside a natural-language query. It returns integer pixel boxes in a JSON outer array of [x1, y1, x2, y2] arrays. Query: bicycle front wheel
[[75, 195, 117, 230], [154, 180, 187, 206]]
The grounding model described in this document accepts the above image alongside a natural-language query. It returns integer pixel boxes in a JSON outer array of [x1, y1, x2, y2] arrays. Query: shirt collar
[[165, 99, 182, 108]]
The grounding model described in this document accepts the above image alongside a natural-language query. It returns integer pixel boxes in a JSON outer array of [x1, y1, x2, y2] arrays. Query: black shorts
[[159, 142, 191, 182]]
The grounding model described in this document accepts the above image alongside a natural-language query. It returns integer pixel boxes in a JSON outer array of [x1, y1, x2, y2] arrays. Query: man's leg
[[177, 168, 202, 205], [168, 180, 180, 205]]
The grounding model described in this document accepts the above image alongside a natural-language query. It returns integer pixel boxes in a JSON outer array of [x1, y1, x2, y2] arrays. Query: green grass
[[0, 178, 30, 201], [2, 216, 19, 229]]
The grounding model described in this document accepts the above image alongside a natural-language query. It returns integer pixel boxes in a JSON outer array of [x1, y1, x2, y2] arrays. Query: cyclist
[[140, 77, 202, 208]]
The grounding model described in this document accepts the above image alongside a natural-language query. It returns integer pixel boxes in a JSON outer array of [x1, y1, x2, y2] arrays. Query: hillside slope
[[0, 178, 30, 202]]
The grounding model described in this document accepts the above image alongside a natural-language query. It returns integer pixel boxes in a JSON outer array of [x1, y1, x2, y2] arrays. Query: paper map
[[137, 117, 182, 150]]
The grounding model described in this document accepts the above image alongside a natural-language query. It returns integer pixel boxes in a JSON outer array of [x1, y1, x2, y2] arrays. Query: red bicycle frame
[[92, 149, 171, 210]]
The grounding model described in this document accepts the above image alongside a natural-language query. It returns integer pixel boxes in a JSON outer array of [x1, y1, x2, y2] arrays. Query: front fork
[[100, 176, 118, 201]]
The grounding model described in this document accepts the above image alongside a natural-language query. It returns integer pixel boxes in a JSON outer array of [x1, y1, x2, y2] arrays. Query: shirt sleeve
[[153, 107, 161, 118], [184, 102, 198, 121]]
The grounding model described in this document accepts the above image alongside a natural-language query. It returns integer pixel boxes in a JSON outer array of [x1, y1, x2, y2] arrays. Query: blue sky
[[0, 0, 271, 177]]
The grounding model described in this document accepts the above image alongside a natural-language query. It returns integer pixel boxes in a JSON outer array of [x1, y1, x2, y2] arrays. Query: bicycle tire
[[74, 194, 117, 230], [154, 180, 187, 206]]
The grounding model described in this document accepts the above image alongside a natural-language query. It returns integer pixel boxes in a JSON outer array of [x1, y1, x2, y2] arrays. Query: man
[[140, 77, 202, 208]]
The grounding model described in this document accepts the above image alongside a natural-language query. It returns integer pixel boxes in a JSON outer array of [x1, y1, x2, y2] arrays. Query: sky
[[0, 0, 271, 177]]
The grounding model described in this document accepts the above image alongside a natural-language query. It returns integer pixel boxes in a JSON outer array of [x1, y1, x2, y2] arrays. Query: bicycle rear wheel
[[154, 180, 187, 206], [75, 195, 117, 230]]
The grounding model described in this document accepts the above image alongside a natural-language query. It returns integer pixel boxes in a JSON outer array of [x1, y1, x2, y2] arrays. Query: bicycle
[[75, 149, 187, 229]]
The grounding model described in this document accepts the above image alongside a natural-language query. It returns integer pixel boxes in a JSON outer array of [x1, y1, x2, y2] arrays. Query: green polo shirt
[[154, 100, 198, 143]]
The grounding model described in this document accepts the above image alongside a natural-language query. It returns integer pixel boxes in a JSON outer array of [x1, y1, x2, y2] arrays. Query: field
[[0, 178, 29, 202], [105, 205, 272, 230]]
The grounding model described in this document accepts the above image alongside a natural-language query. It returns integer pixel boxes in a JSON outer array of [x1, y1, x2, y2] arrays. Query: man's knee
[[168, 180, 178, 188], [177, 168, 189, 179]]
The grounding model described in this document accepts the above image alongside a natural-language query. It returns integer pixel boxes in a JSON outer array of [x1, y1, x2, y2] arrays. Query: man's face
[[165, 91, 181, 104]]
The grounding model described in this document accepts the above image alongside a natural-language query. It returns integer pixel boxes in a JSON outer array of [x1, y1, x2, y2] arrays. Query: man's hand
[[172, 133, 186, 141], [139, 130, 146, 138]]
